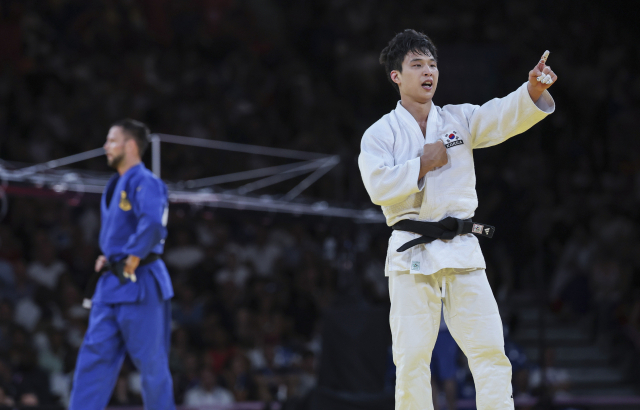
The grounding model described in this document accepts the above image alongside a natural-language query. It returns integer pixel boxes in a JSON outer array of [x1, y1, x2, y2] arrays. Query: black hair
[[379, 29, 438, 94], [112, 118, 150, 157]]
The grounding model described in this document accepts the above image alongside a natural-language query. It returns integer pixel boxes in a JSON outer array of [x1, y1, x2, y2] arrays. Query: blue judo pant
[[70, 272, 175, 410]]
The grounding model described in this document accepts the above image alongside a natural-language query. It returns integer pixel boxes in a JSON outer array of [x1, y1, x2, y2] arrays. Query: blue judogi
[[70, 163, 175, 410]]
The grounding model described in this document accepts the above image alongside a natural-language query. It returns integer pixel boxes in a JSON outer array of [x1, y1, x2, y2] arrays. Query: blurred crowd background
[[1, 0, 639, 408]]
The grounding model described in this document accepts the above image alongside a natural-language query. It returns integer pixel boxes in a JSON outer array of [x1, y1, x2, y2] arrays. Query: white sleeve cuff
[[534, 89, 555, 114]]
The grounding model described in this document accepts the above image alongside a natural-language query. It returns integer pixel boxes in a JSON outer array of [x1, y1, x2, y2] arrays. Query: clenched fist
[[419, 140, 448, 180]]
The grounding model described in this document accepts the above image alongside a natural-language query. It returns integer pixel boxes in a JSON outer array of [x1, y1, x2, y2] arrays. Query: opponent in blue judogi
[[70, 121, 175, 410]]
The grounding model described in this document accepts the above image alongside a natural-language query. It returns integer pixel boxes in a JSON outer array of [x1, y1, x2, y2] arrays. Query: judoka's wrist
[[527, 82, 543, 104], [124, 255, 140, 270], [419, 155, 432, 178]]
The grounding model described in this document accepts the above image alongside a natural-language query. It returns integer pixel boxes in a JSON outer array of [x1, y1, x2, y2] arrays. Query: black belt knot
[[391, 217, 495, 252], [102, 253, 161, 284], [82, 254, 162, 308]]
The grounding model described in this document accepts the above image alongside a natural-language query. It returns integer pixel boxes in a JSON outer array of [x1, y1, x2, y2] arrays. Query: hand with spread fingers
[[527, 50, 557, 102]]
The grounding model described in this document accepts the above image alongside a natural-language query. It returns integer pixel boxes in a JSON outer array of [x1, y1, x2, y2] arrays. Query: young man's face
[[392, 51, 439, 103]]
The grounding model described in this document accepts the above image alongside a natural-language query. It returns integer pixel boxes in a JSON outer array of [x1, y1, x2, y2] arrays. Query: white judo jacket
[[359, 82, 555, 276]]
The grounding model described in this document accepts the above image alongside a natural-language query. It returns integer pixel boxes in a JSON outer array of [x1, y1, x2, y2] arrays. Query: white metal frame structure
[[0, 134, 384, 222]]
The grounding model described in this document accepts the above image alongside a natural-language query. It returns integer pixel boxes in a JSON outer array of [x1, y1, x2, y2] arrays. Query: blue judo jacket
[[95, 163, 174, 304]]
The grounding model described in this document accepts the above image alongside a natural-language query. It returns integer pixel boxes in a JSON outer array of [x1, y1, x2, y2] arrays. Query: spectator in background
[[215, 249, 251, 288], [0, 358, 16, 406], [292, 350, 317, 399], [223, 353, 258, 402], [590, 256, 625, 306], [204, 325, 237, 376], [0, 226, 22, 262], [628, 288, 640, 335], [164, 228, 205, 272], [173, 352, 201, 405], [61, 306, 88, 351], [26, 240, 66, 291], [363, 237, 389, 302], [0, 384, 15, 407], [503, 321, 531, 401], [9, 260, 35, 303], [0, 301, 14, 353], [57, 281, 84, 322], [69, 242, 98, 286], [529, 348, 570, 399], [169, 327, 191, 376], [32, 323, 77, 406], [8, 327, 51, 405], [18, 392, 39, 407], [108, 371, 143, 407], [13, 290, 41, 333], [0, 259, 15, 301], [172, 284, 205, 331], [244, 227, 282, 278], [549, 226, 594, 313], [77, 208, 100, 246], [234, 307, 259, 348], [184, 368, 234, 406], [255, 342, 293, 402]]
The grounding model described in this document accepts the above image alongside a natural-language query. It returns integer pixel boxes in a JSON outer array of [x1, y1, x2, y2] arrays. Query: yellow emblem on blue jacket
[[119, 191, 132, 211]]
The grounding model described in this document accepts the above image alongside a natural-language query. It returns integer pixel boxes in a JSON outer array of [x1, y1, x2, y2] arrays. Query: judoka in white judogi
[[359, 30, 556, 410]]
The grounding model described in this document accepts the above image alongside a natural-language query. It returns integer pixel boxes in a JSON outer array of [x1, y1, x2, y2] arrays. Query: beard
[[107, 153, 124, 169]]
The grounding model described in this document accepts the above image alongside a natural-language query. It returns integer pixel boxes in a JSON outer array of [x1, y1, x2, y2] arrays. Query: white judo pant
[[389, 268, 513, 410]]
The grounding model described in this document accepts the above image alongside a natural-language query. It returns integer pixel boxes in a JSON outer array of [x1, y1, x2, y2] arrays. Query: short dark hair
[[379, 29, 438, 94], [112, 119, 150, 156]]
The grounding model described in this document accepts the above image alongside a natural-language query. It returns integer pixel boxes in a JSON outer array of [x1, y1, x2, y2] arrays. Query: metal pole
[[157, 133, 326, 161], [15, 148, 105, 177], [282, 156, 340, 201], [151, 134, 161, 178]]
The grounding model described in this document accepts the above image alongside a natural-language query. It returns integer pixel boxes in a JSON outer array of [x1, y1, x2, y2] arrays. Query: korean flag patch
[[442, 131, 464, 149]]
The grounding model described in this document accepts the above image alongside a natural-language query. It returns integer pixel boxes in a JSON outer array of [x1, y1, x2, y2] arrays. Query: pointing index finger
[[536, 50, 550, 71], [541, 50, 550, 63]]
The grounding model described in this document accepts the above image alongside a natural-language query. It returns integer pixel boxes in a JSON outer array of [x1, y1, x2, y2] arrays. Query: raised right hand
[[528, 50, 557, 102], [419, 140, 448, 180], [95, 255, 107, 272]]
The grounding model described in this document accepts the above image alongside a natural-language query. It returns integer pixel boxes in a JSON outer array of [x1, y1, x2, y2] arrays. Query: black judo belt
[[391, 217, 495, 252], [82, 253, 161, 308]]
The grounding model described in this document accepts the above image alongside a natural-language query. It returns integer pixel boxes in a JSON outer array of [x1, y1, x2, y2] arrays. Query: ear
[[390, 70, 401, 85], [125, 138, 140, 158]]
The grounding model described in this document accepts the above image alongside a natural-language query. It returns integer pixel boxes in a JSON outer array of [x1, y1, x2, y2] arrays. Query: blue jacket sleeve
[[121, 175, 168, 259]]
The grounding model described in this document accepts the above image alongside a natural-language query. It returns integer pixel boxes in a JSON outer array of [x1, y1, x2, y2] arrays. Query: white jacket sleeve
[[358, 131, 425, 207], [465, 82, 555, 149]]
